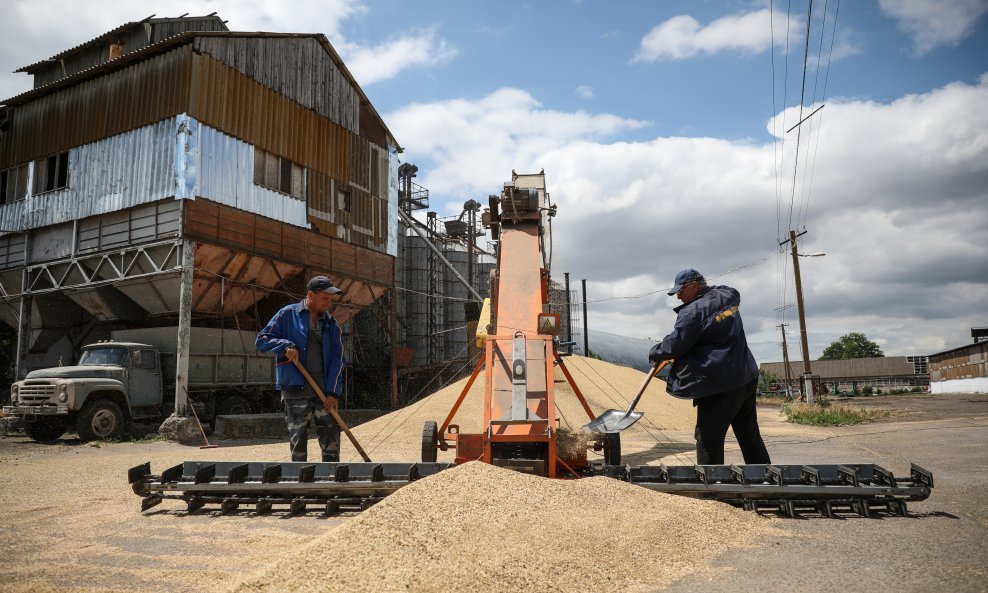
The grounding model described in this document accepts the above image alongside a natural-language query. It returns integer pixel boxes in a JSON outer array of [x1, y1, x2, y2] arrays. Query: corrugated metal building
[[929, 337, 988, 394], [0, 16, 403, 411], [760, 357, 930, 393]]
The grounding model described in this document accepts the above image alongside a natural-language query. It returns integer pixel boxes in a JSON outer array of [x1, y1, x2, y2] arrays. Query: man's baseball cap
[[668, 269, 704, 295], [307, 275, 342, 294]]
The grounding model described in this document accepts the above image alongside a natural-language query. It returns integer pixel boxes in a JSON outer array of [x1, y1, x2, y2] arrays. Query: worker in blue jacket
[[256, 276, 346, 462], [648, 269, 771, 465]]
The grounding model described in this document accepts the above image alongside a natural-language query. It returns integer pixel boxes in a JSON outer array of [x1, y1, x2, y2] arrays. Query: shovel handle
[[291, 359, 372, 462], [624, 360, 670, 416]]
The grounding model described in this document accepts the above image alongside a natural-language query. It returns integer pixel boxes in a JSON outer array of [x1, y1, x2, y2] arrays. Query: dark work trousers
[[284, 396, 340, 462], [694, 379, 771, 465]]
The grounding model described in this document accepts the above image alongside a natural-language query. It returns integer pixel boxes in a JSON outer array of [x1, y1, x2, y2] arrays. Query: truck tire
[[77, 400, 125, 441], [217, 394, 253, 416], [23, 418, 67, 442]]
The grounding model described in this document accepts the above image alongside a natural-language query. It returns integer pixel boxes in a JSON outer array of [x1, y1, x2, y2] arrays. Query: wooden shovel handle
[[291, 359, 372, 462], [624, 360, 670, 416]]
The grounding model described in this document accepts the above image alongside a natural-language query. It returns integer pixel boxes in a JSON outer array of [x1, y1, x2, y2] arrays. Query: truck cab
[[3, 342, 163, 442]]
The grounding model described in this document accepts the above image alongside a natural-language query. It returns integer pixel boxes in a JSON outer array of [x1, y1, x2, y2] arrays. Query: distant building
[[928, 329, 988, 393], [760, 357, 929, 394]]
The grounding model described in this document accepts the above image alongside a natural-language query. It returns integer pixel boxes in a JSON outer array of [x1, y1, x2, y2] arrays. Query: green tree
[[820, 332, 884, 360]]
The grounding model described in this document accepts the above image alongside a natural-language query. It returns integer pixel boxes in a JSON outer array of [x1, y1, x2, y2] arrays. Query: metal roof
[[3, 30, 401, 151], [14, 15, 157, 73], [582, 329, 655, 373], [928, 340, 988, 359]]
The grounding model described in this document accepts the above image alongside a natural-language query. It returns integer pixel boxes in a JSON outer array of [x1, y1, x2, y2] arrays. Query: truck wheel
[[217, 394, 253, 416], [421, 420, 438, 463], [23, 418, 66, 442], [77, 400, 125, 441]]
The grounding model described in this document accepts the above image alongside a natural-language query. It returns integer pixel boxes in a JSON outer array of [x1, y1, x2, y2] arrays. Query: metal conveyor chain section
[[129, 461, 933, 518], [609, 462, 934, 518], [128, 461, 455, 514]]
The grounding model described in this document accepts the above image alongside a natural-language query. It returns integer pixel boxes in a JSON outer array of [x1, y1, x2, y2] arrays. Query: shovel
[[584, 360, 669, 434], [292, 359, 372, 462]]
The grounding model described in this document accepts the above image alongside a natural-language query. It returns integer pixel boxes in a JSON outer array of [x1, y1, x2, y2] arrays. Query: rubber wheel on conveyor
[[421, 420, 438, 463]]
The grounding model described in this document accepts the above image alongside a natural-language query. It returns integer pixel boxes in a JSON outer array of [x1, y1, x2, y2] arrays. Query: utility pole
[[777, 323, 794, 400], [564, 272, 573, 355], [782, 228, 815, 404], [581, 279, 589, 357]]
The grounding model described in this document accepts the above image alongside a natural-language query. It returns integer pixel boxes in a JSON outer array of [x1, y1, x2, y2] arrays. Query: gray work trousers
[[284, 396, 340, 462]]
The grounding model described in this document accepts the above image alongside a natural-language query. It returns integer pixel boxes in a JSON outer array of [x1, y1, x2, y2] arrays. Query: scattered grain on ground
[[233, 461, 779, 593]]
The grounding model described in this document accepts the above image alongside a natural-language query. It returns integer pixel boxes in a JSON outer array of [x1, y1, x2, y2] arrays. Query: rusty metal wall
[[0, 45, 192, 170], [187, 52, 350, 182], [0, 117, 176, 232], [183, 198, 393, 288], [193, 36, 359, 134], [195, 118, 308, 227], [150, 18, 227, 43], [930, 342, 988, 380], [761, 356, 919, 379], [31, 26, 151, 88]]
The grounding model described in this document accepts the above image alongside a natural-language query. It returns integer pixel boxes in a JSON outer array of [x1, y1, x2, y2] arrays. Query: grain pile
[[233, 461, 778, 593], [352, 355, 697, 464]]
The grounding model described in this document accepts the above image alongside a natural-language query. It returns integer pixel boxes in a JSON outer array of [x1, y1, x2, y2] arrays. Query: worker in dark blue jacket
[[649, 269, 771, 465], [256, 276, 346, 462]]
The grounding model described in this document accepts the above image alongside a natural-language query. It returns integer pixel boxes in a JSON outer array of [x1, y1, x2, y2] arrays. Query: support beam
[[173, 238, 195, 416], [397, 208, 482, 302]]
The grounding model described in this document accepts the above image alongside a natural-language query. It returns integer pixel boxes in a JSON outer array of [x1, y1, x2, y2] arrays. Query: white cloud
[[387, 87, 649, 201], [633, 9, 797, 62], [343, 29, 457, 85], [575, 85, 594, 99], [390, 77, 988, 362], [879, 0, 988, 55]]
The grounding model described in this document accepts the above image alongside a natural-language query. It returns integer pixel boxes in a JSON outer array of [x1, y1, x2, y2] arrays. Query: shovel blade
[[583, 409, 644, 434]]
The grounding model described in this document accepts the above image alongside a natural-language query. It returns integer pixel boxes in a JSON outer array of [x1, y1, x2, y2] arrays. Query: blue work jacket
[[648, 285, 758, 400], [255, 300, 345, 396]]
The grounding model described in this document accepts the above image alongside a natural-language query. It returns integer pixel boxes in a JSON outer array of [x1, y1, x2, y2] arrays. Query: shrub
[[781, 402, 890, 426]]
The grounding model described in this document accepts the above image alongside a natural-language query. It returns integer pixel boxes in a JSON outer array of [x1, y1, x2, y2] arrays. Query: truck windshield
[[79, 348, 130, 366]]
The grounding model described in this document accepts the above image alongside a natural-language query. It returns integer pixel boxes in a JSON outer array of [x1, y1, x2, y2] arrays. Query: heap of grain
[[351, 355, 697, 464], [233, 461, 777, 593]]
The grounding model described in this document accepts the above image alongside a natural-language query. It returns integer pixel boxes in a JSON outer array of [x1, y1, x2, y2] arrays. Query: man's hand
[[648, 343, 666, 364], [323, 395, 339, 414], [285, 346, 299, 363]]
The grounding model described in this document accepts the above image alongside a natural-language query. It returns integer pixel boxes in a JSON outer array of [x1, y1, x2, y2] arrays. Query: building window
[[253, 148, 305, 200], [0, 163, 30, 204], [338, 189, 351, 213], [33, 152, 69, 195]]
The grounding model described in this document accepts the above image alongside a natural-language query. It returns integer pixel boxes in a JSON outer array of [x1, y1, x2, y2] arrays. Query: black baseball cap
[[306, 275, 342, 294], [668, 269, 704, 295]]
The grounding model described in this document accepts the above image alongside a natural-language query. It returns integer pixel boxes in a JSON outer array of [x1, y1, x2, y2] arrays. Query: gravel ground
[[0, 363, 983, 593]]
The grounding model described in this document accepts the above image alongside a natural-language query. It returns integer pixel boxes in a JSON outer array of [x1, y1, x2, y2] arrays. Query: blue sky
[[2, 0, 987, 363]]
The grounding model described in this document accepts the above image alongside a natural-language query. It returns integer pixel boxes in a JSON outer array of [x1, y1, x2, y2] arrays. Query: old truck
[[3, 327, 277, 442]]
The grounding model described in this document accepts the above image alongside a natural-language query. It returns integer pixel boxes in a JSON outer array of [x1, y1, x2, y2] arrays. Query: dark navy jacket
[[648, 285, 758, 400], [255, 301, 345, 395]]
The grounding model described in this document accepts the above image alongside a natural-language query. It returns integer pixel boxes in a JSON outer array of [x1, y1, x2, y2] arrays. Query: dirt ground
[[1, 389, 985, 593]]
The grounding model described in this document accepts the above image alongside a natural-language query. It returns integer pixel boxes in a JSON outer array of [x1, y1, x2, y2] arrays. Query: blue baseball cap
[[668, 269, 704, 295], [307, 275, 342, 294]]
